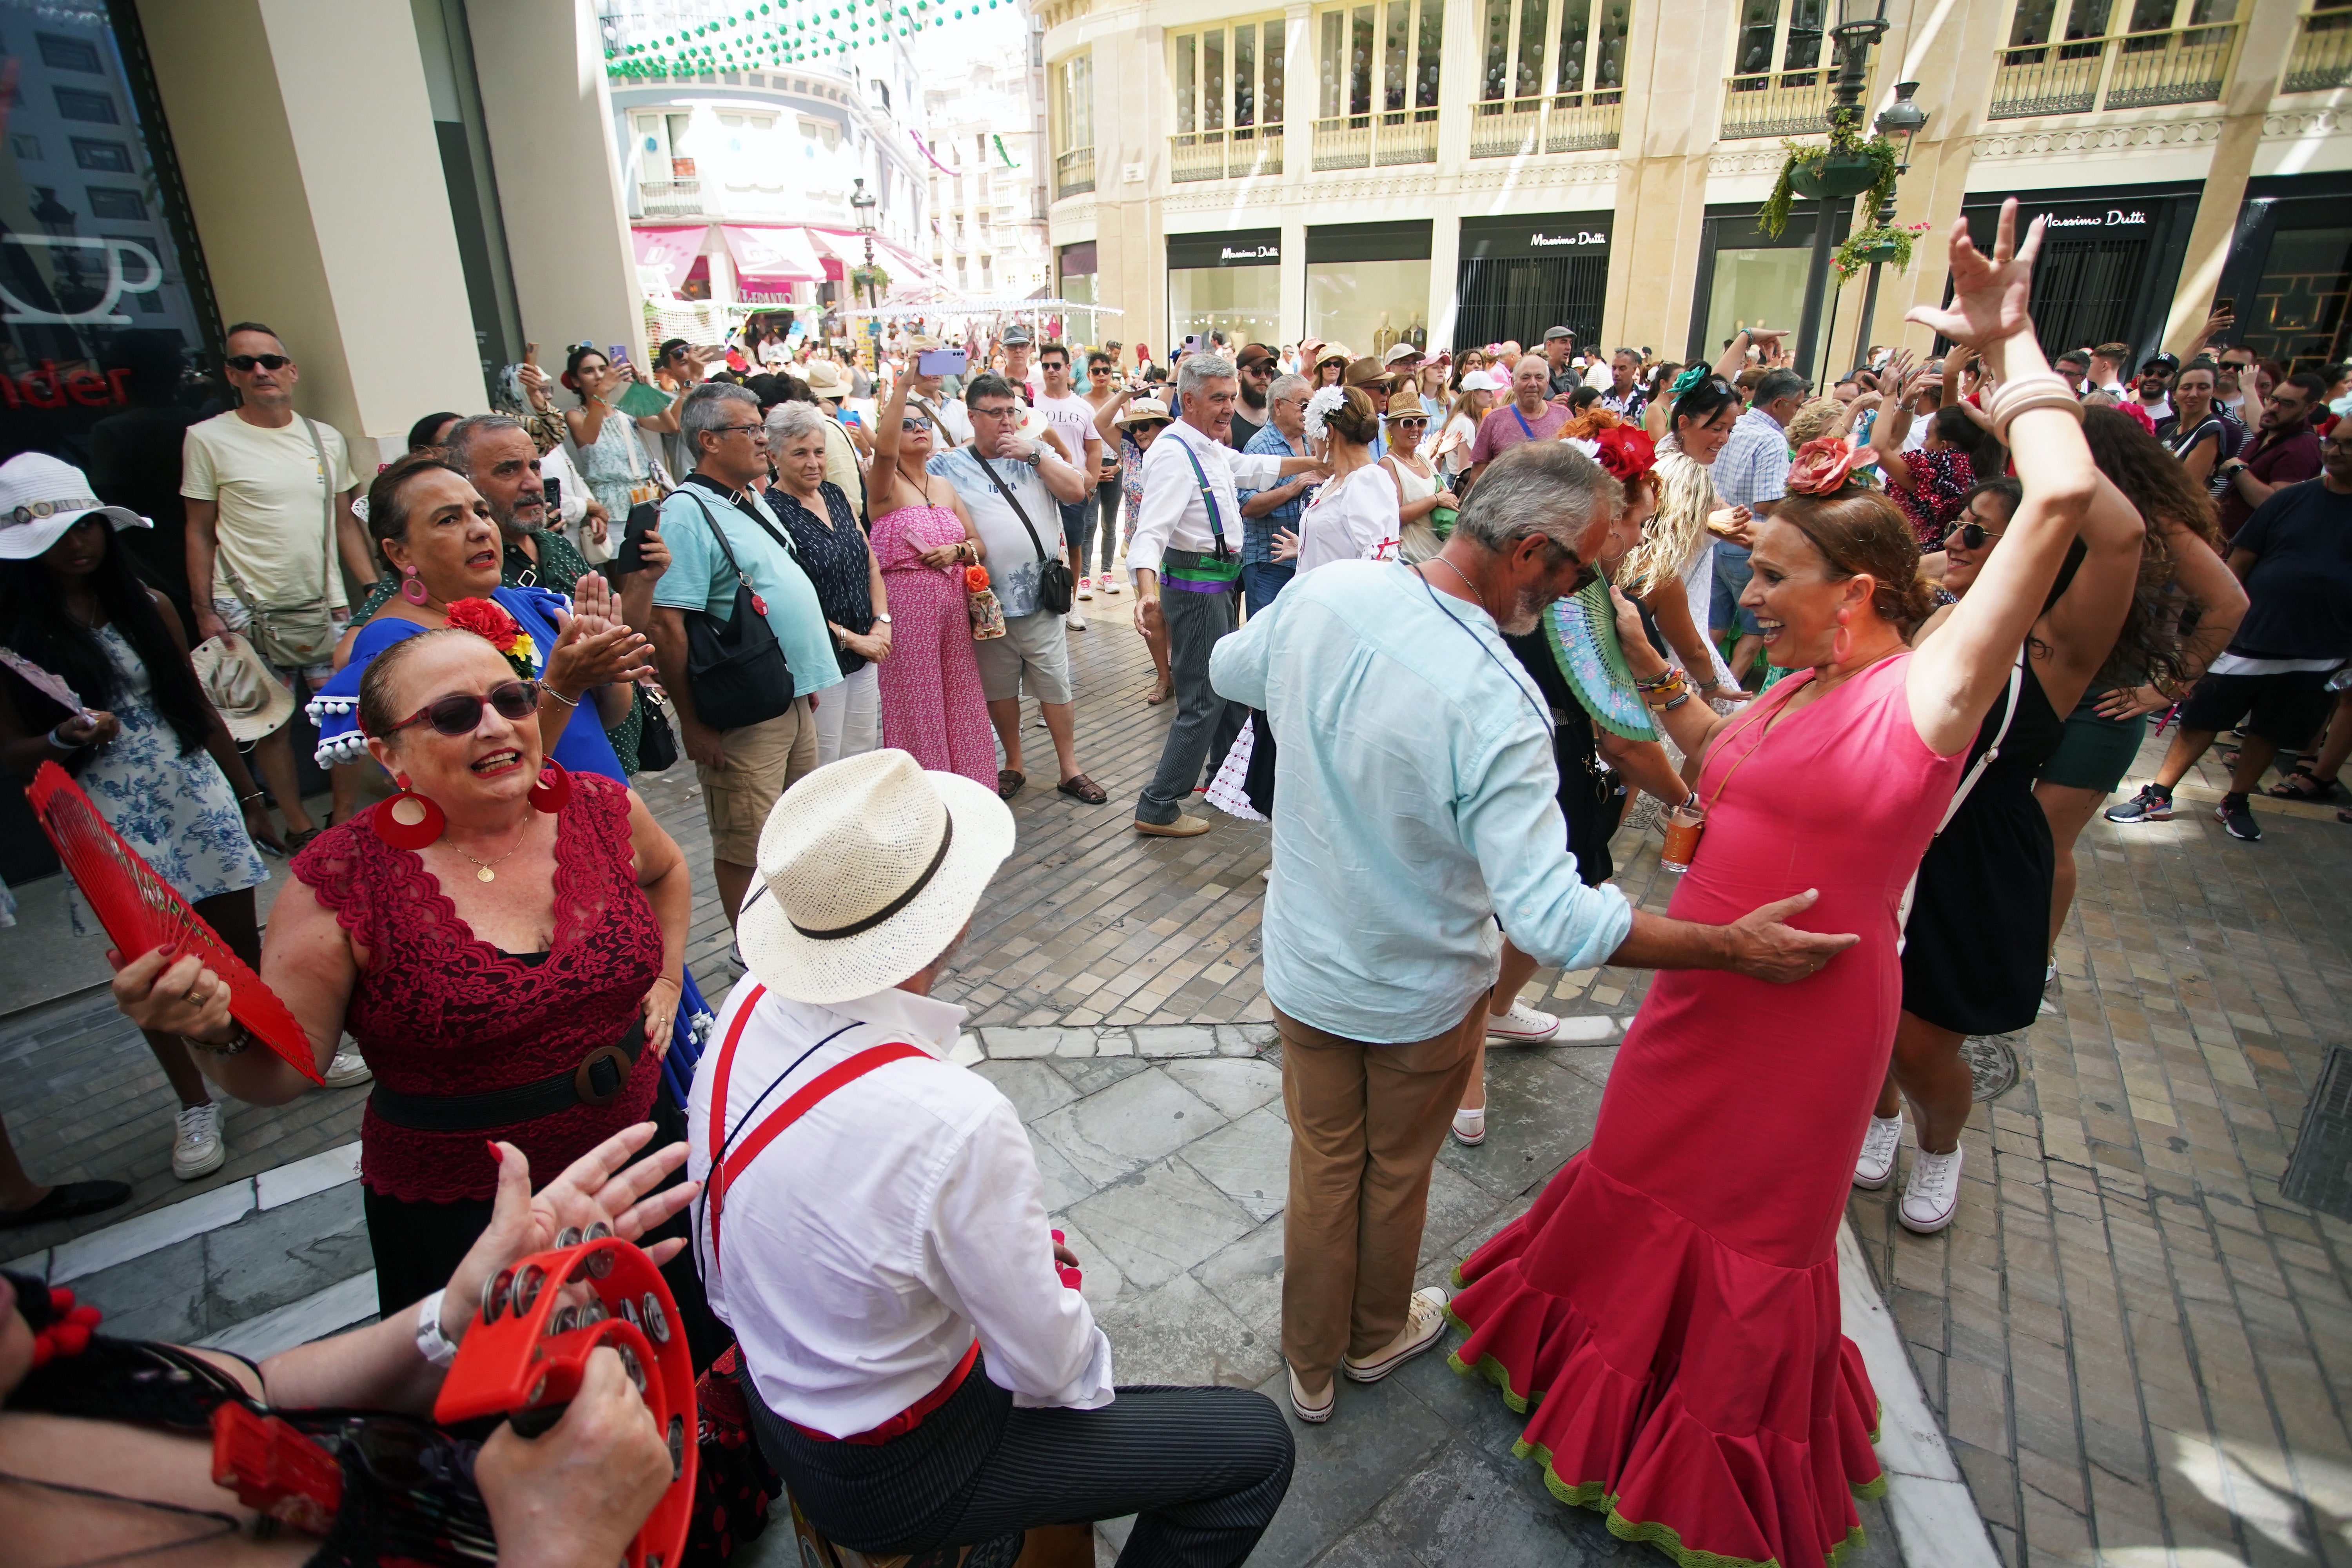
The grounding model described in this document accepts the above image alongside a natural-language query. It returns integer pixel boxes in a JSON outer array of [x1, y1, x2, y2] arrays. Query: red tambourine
[[27, 762, 321, 1083], [435, 1234, 699, 1568]]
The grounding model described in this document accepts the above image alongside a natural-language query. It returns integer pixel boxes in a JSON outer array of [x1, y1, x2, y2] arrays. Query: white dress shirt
[[1128, 416, 1285, 577], [687, 978, 1115, 1437]]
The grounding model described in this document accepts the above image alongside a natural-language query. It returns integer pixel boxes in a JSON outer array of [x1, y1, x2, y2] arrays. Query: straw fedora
[[189, 634, 296, 742], [1114, 396, 1172, 428], [738, 750, 1016, 1004], [803, 359, 848, 399]]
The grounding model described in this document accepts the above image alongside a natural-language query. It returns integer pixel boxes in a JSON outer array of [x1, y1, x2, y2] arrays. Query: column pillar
[[2161, 6, 2303, 354]]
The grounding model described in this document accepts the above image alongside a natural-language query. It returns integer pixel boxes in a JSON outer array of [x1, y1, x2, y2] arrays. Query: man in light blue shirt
[[648, 382, 842, 929], [1209, 439, 1851, 1424], [1710, 367, 1806, 685]]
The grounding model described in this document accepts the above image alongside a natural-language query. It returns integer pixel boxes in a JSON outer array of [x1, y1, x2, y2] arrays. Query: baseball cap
[[1237, 343, 1278, 370], [1460, 369, 1504, 392], [0, 452, 148, 561], [1000, 324, 1034, 346], [2141, 351, 2181, 374]]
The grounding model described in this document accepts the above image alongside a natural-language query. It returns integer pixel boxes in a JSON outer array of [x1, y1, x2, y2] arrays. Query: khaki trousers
[[1277, 1000, 1484, 1390]]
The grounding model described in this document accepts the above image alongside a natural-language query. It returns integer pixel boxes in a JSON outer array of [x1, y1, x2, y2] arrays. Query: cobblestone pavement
[[3, 592, 2348, 1566]]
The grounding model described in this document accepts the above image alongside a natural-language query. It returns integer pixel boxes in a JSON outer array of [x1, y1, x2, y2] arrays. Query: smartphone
[[1182, 334, 1203, 356], [2213, 297, 2234, 318], [541, 475, 561, 516], [918, 347, 968, 377]]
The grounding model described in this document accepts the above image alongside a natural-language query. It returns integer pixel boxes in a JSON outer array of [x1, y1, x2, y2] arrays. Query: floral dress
[[869, 505, 997, 788], [1889, 447, 1975, 548], [76, 624, 266, 906], [573, 404, 659, 523]]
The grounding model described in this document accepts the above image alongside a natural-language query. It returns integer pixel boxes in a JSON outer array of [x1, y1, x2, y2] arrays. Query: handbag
[[672, 489, 795, 733], [973, 455, 1074, 615], [634, 690, 681, 772], [223, 416, 342, 670]]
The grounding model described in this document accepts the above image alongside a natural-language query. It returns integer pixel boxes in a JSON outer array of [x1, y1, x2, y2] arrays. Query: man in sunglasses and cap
[[689, 749, 1294, 1564]]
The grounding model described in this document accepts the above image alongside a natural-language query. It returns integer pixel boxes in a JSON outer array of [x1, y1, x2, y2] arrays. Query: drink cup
[[1659, 802, 1706, 874]]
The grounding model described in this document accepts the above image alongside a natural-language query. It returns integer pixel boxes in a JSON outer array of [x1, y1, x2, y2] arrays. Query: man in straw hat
[[1210, 440, 1857, 1425], [688, 750, 1294, 1563]]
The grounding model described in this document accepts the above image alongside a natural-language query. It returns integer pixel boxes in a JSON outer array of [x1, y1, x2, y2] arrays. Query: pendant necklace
[[453, 815, 534, 883]]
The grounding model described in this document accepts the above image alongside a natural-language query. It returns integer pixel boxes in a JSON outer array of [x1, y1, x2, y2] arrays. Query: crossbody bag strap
[[1175, 438, 1230, 558], [299, 416, 337, 593], [676, 487, 755, 593], [973, 454, 1053, 565], [1896, 651, 2025, 953], [1511, 405, 1537, 441]]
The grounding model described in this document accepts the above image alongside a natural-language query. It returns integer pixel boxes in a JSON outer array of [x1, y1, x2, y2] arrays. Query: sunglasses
[[1390, 416, 1429, 428], [378, 680, 539, 738], [901, 416, 933, 432], [225, 354, 291, 372], [1947, 521, 2006, 550]]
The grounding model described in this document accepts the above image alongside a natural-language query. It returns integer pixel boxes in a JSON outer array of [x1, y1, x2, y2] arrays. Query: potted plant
[[1759, 128, 1901, 239], [848, 262, 892, 298], [1832, 220, 1932, 281]]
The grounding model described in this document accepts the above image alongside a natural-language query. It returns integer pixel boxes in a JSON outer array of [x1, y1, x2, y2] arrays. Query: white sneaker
[[1451, 1107, 1487, 1147], [1288, 1365, 1333, 1423], [1343, 1286, 1451, 1383], [1066, 607, 1088, 630], [323, 1046, 373, 1088], [1854, 1114, 1902, 1190], [1900, 1146, 1964, 1234], [1487, 1001, 1561, 1044], [1077, 577, 1095, 600], [1103, 576, 1123, 594], [172, 1102, 225, 1180]]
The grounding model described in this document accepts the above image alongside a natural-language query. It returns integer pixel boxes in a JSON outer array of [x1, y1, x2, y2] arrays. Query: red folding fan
[[27, 762, 321, 1083]]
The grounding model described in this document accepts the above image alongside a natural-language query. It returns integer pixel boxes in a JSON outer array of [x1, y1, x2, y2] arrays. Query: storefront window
[[1704, 245, 1813, 358], [1307, 259, 1429, 357], [0, 2, 215, 465], [1168, 266, 1281, 354], [2238, 224, 2352, 375]]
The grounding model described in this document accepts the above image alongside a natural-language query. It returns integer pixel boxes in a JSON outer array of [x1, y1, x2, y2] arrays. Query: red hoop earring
[[528, 760, 572, 815], [374, 774, 445, 850], [1831, 606, 1854, 664]]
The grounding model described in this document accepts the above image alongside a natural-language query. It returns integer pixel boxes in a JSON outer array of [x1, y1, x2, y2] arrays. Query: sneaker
[[1487, 1001, 1561, 1044], [2216, 793, 2261, 841], [1854, 1114, 1902, 1190], [1288, 1365, 1334, 1424], [1898, 1146, 1963, 1234], [1102, 576, 1123, 594], [2104, 784, 2174, 823], [1451, 1107, 1487, 1147], [1066, 607, 1088, 630], [322, 1046, 373, 1089], [172, 1101, 225, 1180], [1077, 577, 1095, 600], [1343, 1287, 1451, 1383]]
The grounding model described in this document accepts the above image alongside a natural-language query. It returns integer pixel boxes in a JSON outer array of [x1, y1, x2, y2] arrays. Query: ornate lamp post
[[1851, 82, 1929, 373], [1791, 0, 1892, 383], [849, 176, 879, 312]]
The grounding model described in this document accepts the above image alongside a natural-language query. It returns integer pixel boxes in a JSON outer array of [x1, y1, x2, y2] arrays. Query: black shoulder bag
[[974, 455, 1075, 615], [674, 488, 795, 732]]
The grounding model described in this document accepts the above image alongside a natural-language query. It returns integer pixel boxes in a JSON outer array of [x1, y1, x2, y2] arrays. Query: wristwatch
[[875, 612, 893, 624]]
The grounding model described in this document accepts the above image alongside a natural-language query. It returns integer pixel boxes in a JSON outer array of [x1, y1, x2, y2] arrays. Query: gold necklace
[[451, 815, 534, 883]]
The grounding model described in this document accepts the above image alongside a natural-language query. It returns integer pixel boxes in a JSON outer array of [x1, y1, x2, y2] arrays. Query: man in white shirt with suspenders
[[688, 751, 1293, 1565]]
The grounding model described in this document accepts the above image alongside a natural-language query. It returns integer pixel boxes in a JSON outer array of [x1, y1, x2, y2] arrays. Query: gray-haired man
[[1127, 352, 1324, 836], [1210, 441, 1855, 1423]]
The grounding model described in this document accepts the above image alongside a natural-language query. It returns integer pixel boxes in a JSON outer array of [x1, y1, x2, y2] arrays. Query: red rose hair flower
[[1786, 436, 1858, 496], [1593, 425, 1657, 483], [443, 597, 521, 645]]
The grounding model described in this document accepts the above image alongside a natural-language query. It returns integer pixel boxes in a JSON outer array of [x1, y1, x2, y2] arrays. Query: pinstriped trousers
[[747, 1357, 1294, 1568]]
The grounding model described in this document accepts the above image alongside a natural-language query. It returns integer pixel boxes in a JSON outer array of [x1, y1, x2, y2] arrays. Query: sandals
[[1145, 677, 1174, 706], [997, 769, 1025, 801], [283, 827, 324, 854], [1056, 774, 1108, 804], [2268, 767, 2343, 802]]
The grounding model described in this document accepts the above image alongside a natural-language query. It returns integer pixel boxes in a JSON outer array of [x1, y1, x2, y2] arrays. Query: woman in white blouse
[[1287, 387, 1401, 573]]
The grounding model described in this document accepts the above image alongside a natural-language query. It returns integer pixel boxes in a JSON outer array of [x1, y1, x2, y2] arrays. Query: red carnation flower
[[1786, 436, 1858, 496], [1593, 425, 1657, 483], [444, 597, 521, 646]]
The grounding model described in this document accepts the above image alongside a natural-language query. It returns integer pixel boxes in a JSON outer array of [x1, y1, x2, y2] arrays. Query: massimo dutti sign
[[1459, 212, 1614, 260], [1168, 229, 1280, 269]]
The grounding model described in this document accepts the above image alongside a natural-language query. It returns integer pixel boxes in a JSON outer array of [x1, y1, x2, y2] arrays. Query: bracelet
[[1654, 690, 1692, 712], [1633, 668, 1679, 691], [47, 722, 82, 750], [181, 1023, 252, 1057], [415, 1288, 460, 1369], [542, 686, 581, 709], [238, 788, 266, 805], [1985, 374, 2084, 442]]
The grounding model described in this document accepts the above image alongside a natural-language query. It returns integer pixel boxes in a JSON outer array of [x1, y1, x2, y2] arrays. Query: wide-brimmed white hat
[[189, 634, 296, 742], [0, 452, 147, 560], [1115, 397, 1171, 428], [803, 359, 848, 398], [738, 750, 1016, 1003]]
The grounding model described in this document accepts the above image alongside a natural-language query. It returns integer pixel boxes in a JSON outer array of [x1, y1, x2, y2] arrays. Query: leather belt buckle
[[574, 1044, 633, 1107]]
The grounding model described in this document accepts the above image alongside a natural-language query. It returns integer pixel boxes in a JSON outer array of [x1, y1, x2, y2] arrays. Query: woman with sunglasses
[[108, 619, 704, 1340], [1379, 385, 1459, 564], [1857, 459, 2156, 1232], [561, 345, 683, 523], [864, 367, 996, 787]]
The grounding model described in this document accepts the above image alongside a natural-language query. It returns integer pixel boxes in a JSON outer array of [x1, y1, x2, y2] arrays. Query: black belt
[[367, 1018, 648, 1133]]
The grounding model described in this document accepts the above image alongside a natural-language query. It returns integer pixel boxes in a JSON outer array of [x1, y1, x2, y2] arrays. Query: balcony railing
[[1720, 70, 1835, 139], [2283, 8, 2352, 93], [1311, 109, 1437, 171], [1987, 24, 2238, 118], [1054, 147, 1095, 198], [1168, 125, 1284, 183], [1469, 93, 1624, 158], [639, 178, 703, 217]]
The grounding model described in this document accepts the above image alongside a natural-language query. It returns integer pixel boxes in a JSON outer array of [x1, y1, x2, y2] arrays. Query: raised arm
[[2093, 519, 2247, 719], [1092, 385, 1134, 451], [872, 361, 914, 476], [1902, 201, 2103, 757]]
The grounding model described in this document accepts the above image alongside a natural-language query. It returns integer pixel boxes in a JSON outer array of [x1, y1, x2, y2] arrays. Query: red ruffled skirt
[[1450, 1154, 1884, 1568]]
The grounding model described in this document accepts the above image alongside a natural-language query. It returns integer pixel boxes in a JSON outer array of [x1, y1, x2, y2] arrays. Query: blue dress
[[306, 585, 624, 783]]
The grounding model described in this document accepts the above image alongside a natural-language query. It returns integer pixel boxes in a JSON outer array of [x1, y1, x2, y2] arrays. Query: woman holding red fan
[[109, 608, 703, 1344]]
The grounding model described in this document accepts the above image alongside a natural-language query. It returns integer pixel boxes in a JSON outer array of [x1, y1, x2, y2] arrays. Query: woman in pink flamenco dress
[[865, 370, 997, 788], [1448, 204, 2145, 1568]]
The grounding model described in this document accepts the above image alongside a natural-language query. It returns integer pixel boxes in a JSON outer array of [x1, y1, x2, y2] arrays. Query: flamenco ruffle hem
[[1448, 1155, 1884, 1568]]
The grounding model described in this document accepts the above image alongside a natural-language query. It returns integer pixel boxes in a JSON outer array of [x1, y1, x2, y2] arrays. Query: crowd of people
[[0, 191, 2345, 1568]]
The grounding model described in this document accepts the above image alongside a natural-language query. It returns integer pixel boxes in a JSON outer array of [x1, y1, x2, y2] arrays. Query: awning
[[720, 224, 825, 287], [631, 226, 708, 294]]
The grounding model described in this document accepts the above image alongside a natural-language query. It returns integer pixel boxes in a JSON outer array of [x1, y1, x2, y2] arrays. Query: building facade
[[917, 10, 1053, 304], [1042, 0, 2352, 372]]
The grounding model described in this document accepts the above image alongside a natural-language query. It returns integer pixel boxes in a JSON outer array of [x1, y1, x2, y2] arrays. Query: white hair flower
[[1563, 436, 1601, 459], [1303, 385, 1348, 445]]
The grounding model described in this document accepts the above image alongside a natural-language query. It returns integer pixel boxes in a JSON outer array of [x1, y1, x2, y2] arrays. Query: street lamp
[[1791, 0, 1891, 383], [849, 176, 879, 313], [1851, 81, 1929, 372]]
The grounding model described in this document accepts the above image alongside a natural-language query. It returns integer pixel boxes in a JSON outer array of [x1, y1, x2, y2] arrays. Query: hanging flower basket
[[1831, 221, 1933, 282], [1759, 131, 1902, 239], [848, 263, 891, 297]]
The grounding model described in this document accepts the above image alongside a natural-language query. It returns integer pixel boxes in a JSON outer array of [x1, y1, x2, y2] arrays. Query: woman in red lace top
[[112, 628, 691, 1316]]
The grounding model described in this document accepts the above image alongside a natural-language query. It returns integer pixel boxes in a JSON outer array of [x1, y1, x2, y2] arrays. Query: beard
[[1499, 585, 1552, 636], [1240, 383, 1268, 412]]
